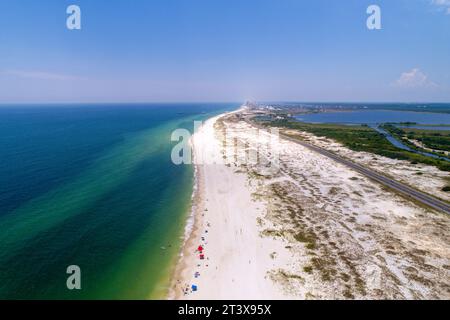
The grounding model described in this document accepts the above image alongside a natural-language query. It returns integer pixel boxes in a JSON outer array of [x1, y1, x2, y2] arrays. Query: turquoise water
[[0, 103, 236, 299], [295, 110, 450, 125], [283, 103, 450, 114]]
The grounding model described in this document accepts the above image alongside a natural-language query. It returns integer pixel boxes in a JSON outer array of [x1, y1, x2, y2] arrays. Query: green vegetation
[[383, 124, 450, 154], [260, 119, 450, 172], [303, 266, 313, 274], [294, 230, 317, 250]]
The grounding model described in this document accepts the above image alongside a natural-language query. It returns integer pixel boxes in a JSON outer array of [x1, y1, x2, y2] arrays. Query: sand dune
[[169, 111, 450, 300]]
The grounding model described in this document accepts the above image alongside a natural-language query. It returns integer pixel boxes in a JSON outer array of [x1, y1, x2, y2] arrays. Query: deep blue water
[[294, 109, 450, 161], [0, 103, 237, 299]]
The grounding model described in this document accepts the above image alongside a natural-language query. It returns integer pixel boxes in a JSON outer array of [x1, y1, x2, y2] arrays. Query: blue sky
[[0, 0, 449, 103]]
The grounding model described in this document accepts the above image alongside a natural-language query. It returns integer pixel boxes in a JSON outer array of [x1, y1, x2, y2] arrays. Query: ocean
[[0, 103, 236, 299]]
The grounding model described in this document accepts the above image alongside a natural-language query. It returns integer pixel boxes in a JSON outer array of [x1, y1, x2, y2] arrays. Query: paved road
[[281, 133, 450, 215], [244, 117, 450, 215]]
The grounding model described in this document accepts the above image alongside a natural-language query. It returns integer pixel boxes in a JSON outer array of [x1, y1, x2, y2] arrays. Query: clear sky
[[0, 0, 449, 103]]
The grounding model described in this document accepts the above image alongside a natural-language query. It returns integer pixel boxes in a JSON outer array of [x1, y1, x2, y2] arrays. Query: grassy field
[[260, 119, 450, 172]]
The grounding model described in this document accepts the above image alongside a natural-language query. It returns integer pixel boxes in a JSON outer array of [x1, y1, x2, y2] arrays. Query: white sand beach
[[169, 112, 293, 299], [169, 110, 450, 300]]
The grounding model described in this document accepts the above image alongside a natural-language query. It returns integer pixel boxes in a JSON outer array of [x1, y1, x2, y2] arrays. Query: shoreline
[[167, 158, 205, 299], [167, 108, 450, 300], [167, 107, 299, 300]]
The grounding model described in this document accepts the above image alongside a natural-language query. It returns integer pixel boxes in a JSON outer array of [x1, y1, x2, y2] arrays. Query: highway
[[245, 116, 450, 215]]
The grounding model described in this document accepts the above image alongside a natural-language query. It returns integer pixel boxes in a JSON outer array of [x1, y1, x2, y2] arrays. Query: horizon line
[[1, 101, 450, 105]]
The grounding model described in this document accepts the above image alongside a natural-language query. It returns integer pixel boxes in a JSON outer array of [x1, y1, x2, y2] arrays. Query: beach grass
[[262, 119, 450, 172]]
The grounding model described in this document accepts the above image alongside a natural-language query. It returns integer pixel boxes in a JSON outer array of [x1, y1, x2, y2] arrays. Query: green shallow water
[[0, 103, 236, 299]]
